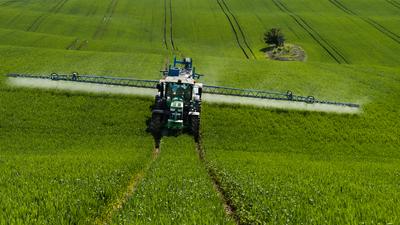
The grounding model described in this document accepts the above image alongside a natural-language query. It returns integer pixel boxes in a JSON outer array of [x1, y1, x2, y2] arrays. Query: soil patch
[[263, 44, 306, 61]]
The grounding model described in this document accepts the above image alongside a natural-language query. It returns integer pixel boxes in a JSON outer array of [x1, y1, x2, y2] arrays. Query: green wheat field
[[0, 0, 399, 224]]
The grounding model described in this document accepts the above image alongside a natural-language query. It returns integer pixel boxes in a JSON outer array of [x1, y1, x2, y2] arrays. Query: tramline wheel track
[[216, 0, 249, 59], [271, 0, 349, 64], [169, 0, 176, 50], [162, 0, 176, 51], [149, 130, 239, 223], [27, 0, 69, 32], [385, 0, 400, 10], [329, 0, 400, 44], [195, 135, 239, 224], [93, 0, 119, 39], [220, 0, 256, 59], [95, 142, 160, 224], [66, 39, 88, 50], [0, 0, 19, 7], [163, 0, 168, 50]]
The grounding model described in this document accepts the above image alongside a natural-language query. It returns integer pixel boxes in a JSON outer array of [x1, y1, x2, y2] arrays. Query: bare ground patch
[[263, 44, 306, 62]]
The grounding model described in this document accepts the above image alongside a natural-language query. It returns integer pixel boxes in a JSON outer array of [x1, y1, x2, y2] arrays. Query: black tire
[[154, 95, 161, 104], [190, 115, 200, 142], [149, 113, 163, 136]]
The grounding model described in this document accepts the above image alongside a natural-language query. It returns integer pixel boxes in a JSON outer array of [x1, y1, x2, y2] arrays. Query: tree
[[264, 28, 285, 47]]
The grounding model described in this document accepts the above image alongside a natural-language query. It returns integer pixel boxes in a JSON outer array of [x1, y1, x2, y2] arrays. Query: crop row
[[200, 60, 400, 223], [0, 83, 155, 224], [111, 136, 233, 224], [206, 151, 400, 224]]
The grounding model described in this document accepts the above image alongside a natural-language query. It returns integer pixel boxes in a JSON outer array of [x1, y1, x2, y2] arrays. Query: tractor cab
[[165, 81, 193, 103]]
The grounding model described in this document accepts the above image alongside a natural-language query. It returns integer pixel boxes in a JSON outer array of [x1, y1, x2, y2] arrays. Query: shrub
[[264, 28, 285, 47]]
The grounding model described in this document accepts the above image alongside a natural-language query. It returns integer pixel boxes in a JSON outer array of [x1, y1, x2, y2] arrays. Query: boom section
[[203, 85, 359, 108], [7, 73, 159, 89]]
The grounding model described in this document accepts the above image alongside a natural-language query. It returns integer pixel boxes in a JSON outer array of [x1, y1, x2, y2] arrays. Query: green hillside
[[0, 0, 399, 224]]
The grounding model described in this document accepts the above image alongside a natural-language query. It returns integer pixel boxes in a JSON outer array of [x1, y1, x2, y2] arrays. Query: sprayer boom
[[7, 72, 359, 109]]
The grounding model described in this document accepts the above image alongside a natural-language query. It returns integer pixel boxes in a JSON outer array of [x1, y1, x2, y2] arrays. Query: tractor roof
[[162, 75, 196, 84]]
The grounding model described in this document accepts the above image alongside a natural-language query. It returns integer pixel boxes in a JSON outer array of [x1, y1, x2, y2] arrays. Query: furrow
[[221, 0, 256, 59], [272, 0, 348, 64], [216, 0, 249, 59], [169, 0, 176, 50], [93, 0, 119, 39], [196, 138, 239, 225], [329, 0, 400, 44]]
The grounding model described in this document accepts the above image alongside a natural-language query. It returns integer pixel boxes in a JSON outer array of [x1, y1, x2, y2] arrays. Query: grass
[[0, 0, 399, 224]]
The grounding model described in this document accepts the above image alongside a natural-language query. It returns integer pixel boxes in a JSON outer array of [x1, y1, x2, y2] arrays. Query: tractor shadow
[[145, 116, 195, 149]]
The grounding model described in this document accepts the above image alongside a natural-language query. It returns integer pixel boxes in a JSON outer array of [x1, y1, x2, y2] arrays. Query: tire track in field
[[66, 38, 79, 50], [163, 0, 168, 49], [66, 39, 88, 50], [329, 0, 400, 44], [272, 0, 348, 64], [221, 0, 256, 59], [0, 0, 18, 7], [385, 0, 400, 10], [4, 0, 30, 26], [86, 0, 98, 17], [94, 146, 160, 225], [195, 138, 239, 224], [77, 40, 89, 50], [26, 0, 69, 32], [216, 0, 249, 59], [169, 0, 176, 50], [92, 0, 119, 39], [387, 0, 400, 9], [7, 11, 23, 26]]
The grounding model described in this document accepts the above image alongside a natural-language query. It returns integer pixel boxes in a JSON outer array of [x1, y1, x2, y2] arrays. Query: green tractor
[[149, 57, 203, 140]]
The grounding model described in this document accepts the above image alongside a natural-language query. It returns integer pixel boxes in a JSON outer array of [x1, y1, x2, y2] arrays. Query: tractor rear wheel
[[190, 115, 200, 142]]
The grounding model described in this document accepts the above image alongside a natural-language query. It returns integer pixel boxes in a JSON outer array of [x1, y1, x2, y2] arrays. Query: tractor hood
[[170, 98, 184, 109], [167, 98, 184, 129]]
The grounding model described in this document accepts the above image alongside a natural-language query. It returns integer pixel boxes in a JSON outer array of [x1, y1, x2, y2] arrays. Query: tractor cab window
[[166, 82, 192, 101]]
